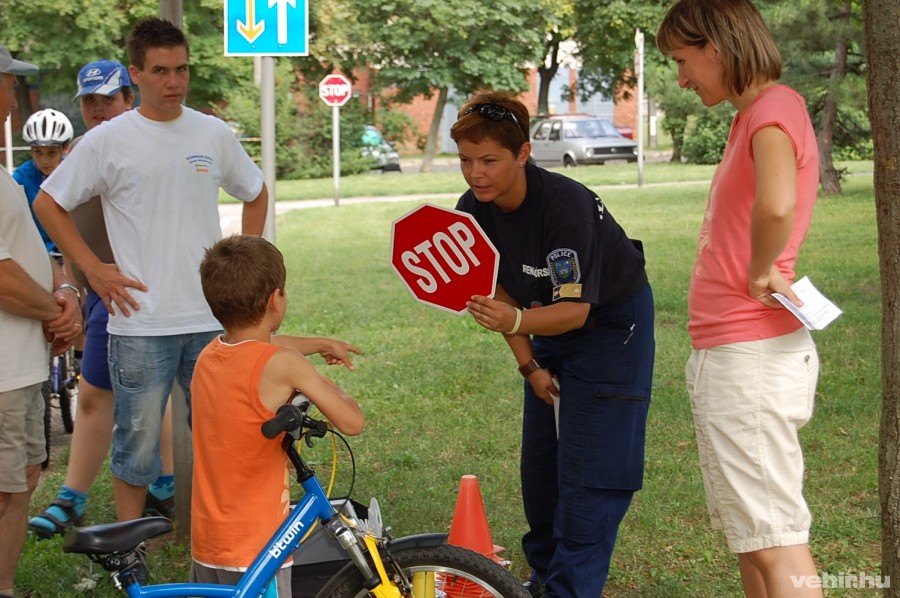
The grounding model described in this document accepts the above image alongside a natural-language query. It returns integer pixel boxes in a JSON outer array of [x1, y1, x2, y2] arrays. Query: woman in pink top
[[658, 1, 823, 596]]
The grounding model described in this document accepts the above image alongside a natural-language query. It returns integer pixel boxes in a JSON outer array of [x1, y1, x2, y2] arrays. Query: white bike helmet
[[23, 109, 74, 147]]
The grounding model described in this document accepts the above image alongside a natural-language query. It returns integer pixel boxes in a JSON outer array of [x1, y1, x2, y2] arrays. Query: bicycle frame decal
[[268, 497, 316, 559]]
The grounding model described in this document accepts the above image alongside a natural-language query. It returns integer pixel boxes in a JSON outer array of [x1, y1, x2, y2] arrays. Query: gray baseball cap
[[0, 45, 39, 76]]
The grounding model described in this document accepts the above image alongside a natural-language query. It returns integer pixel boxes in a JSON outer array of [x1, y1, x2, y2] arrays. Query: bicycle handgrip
[[261, 404, 302, 439]]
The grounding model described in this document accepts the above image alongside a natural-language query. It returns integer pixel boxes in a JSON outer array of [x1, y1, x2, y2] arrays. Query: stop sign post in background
[[319, 73, 352, 206], [391, 204, 500, 314]]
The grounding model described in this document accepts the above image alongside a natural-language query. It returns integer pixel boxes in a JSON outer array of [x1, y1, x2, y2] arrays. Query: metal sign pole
[[635, 28, 645, 188], [261, 57, 277, 240], [332, 105, 340, 207]]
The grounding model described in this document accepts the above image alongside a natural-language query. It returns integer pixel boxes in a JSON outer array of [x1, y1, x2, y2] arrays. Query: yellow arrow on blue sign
[[225, 0, 308, 56]]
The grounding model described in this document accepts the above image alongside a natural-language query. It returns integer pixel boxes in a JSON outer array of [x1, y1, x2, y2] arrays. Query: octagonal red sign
[[390, 204, 499, 315], [319, 73, 352, 107]]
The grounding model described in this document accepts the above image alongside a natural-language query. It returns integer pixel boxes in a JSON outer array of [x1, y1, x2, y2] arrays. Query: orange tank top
[[190, 337, 290, 569]]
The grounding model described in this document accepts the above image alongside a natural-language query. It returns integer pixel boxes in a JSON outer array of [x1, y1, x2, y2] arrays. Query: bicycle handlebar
[[261, 404, 303, 439], [261, 395, 329, 446]]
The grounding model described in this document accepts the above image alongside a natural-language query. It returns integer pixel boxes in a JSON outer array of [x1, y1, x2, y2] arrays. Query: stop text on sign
[[321, 84, 347, 98], [390, 203, 499, 314], [401, 223, 482, 293]]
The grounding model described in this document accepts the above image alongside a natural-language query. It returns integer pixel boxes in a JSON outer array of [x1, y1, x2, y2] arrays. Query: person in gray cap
[[0, 44, 83, 596]]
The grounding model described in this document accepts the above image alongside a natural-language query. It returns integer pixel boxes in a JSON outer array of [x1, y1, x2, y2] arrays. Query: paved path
[[217, 179, 706, 237], [218, 193, 460, 237]]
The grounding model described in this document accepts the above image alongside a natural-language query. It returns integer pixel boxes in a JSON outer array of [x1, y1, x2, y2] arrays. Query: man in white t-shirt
[[0, 46, 83, 595], [34, 17, 268, 522]]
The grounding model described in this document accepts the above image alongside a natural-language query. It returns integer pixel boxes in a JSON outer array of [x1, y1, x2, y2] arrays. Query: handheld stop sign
[[390, 204, 499, 314]]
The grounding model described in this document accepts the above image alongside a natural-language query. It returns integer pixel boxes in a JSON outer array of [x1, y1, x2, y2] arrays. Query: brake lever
[[302, 416, 329, 447]]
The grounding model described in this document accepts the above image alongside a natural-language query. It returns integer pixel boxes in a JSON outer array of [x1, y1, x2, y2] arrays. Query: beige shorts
[[685, 328, 819, 553], [0, 382, 46, 493]]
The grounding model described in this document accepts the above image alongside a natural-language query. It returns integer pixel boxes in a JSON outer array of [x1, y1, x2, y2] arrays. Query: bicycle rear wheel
[[318, 544, 529, 598], [58, 350, 78, 433], [41, 376, 52, 469]]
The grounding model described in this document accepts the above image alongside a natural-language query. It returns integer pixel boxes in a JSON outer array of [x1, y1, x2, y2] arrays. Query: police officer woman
[[451, 91, 655, 597]]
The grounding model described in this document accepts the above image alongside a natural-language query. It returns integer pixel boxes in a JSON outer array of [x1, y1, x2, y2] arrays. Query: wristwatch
[[518, 358, 543, 378]]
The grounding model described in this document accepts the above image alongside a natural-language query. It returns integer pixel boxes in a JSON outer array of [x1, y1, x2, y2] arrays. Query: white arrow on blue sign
[[225, 0, 309, 56]]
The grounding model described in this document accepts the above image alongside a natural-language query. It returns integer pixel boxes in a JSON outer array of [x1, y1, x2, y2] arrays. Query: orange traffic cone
[[443, 476, 509, 597], [447, 475, 505, 563]]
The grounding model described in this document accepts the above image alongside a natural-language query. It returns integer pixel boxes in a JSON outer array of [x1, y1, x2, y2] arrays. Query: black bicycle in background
[[43, 251, 80, 468], [41, 344, 79, 468]]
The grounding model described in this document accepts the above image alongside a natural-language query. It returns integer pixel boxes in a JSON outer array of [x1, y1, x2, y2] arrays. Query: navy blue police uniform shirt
[[456, 164, 646, 326]]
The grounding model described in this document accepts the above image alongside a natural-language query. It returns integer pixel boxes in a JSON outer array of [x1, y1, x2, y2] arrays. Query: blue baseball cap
[[74, 60, 131, 99]]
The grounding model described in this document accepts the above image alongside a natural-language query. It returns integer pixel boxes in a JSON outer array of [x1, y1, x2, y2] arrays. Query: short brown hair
[[127, 17, 189, 70], [200, 235, 286, 330], [450, 91, 530, 155], [656, 0, 781, 95]]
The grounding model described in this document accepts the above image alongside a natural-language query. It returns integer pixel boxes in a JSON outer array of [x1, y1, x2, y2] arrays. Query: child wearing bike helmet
[[13, 108, 74, 253]]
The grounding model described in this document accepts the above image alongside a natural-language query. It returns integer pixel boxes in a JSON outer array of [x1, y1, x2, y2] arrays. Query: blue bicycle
[[63, 399, 528, 597]]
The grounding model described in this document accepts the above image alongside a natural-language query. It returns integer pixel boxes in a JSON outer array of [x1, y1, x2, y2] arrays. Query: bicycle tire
[[318, 544, 529, 598], [41, 373, 53, 469], [58, 351, 76, 433]]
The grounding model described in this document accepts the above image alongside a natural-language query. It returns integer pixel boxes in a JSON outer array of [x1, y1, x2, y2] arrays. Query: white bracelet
[[56, 282, 81, 303], [507, 308, 523, 335]]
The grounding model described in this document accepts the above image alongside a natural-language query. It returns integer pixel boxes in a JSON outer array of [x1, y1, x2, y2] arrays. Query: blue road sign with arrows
[[225, 0, 309, 56]]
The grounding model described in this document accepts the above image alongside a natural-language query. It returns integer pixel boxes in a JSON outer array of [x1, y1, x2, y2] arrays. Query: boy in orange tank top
[[190, 235, 365, 597]]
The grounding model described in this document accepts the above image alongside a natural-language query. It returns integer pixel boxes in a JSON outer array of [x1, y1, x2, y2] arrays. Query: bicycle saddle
[[62, 517, 173, 555]]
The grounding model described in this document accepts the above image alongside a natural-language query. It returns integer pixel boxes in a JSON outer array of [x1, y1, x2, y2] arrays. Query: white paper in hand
[[771, 276, 842, 330]]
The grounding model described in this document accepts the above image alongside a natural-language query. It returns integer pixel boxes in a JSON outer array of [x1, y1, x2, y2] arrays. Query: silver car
[[362, 125, 401, 172], [529, 115, 637, 167]]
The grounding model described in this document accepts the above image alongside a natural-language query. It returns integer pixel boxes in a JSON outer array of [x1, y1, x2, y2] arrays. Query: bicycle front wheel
[[319, 544, 529, 598]]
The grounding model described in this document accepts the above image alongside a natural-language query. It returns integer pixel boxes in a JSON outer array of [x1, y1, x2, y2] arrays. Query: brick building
[[350, 66, 638, 154]]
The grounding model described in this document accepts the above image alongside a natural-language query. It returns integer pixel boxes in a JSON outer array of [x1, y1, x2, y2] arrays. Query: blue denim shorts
[[108, 331, 218, 486], [81, 292, 112, 390]]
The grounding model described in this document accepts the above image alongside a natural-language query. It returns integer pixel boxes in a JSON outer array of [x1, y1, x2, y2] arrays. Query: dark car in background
[[362, 125, 401, 172], [529, 115, 638, 167]]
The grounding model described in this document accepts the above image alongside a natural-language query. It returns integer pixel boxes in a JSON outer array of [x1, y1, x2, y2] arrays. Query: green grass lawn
[[223, 160, 872, 203], [22, 167, 880, 597]]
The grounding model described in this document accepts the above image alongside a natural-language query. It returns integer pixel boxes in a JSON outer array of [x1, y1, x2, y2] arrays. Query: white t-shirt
[[42, 108, 264, 336], [0, 169, 52, 392]]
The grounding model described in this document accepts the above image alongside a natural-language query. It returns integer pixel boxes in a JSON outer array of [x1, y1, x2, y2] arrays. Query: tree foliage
[[764, 0, 868, 147], [348, 0, 547, 170], [0, 0, 254, 120], [573, 0, 670, 101]]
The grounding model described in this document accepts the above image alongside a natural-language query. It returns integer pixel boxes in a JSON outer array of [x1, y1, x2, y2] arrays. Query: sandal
[[143, 492, 175, 519], [27, 498, 84, 539]]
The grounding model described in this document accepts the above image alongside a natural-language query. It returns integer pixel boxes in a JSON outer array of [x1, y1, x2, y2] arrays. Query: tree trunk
[[670, 128, 684, 163], [818, 2, 850, 195], [537, 35, 562, 115], [868, 0, 900, 594], [15, 75, 33, 130], [420, 87, 449, 173]]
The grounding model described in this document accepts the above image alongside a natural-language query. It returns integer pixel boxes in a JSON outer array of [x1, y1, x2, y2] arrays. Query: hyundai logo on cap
[[74, 60, 132, 99]]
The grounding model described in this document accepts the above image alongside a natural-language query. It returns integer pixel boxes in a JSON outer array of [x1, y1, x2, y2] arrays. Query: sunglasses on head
[[463, 103, 520, 127]]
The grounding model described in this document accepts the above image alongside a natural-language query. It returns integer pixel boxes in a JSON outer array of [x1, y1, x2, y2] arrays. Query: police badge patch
[[547, 248, 581, 287]]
